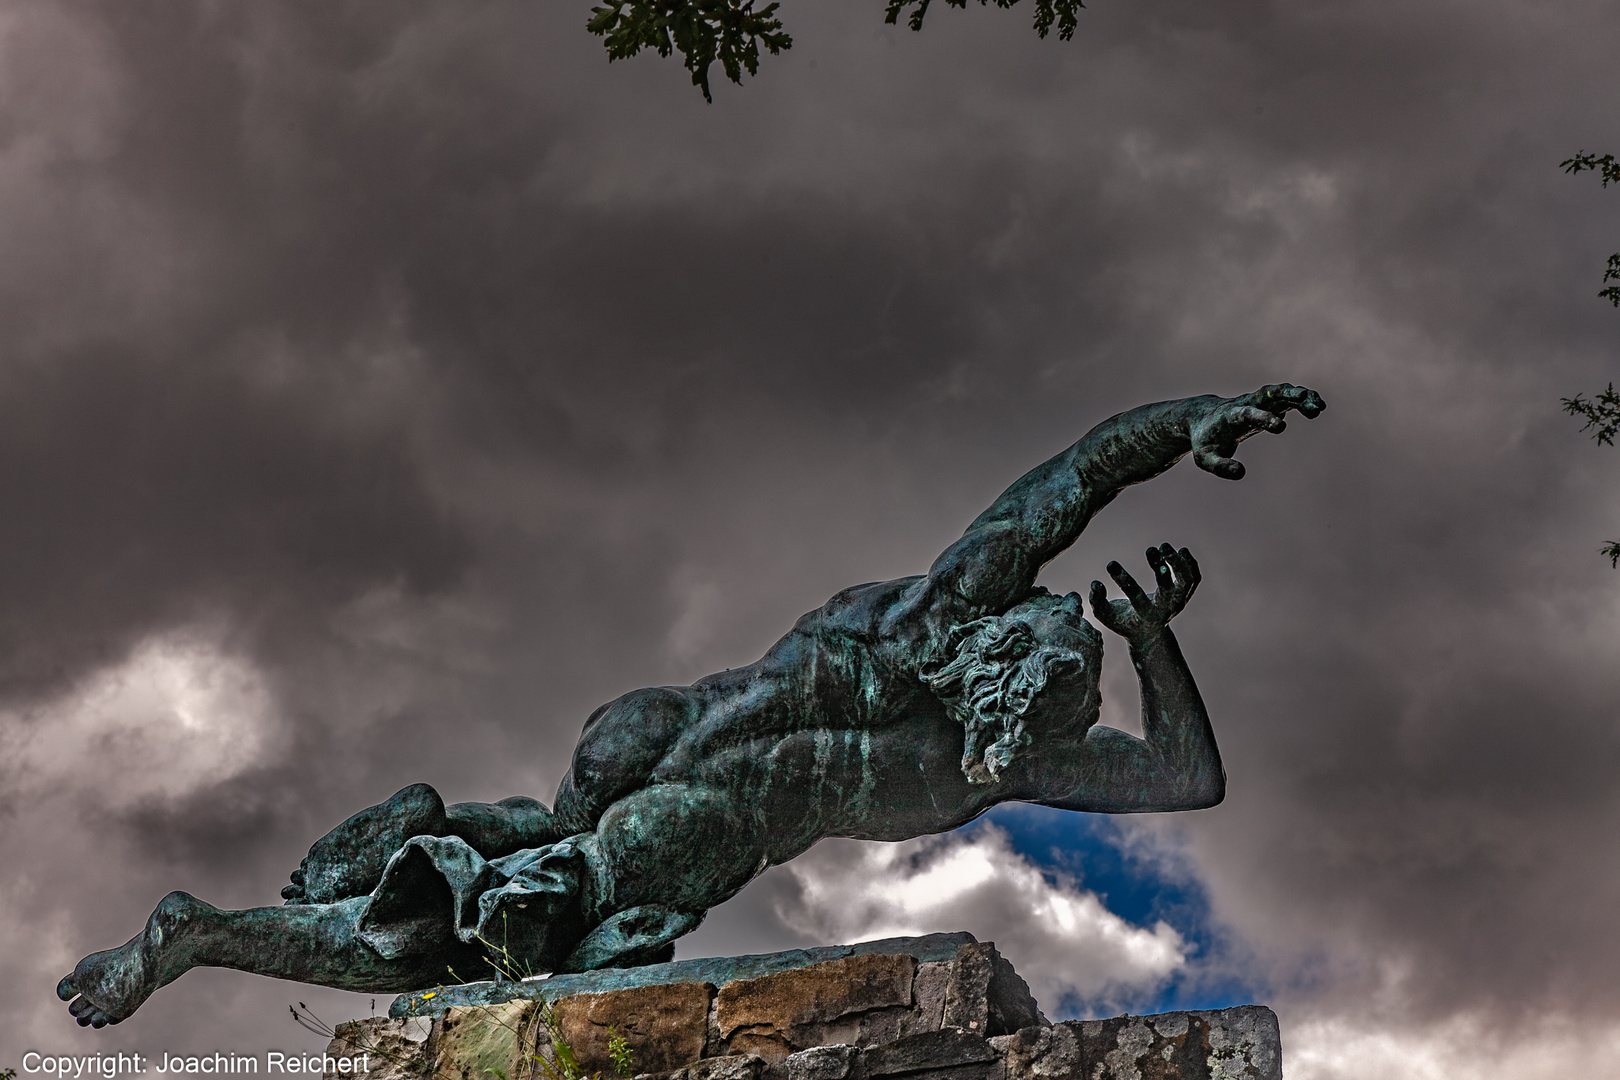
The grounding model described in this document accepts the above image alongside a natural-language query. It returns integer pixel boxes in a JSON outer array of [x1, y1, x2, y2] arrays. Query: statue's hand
[[1088, 544, 1200, 650], [1189, 382, 1325, 480]]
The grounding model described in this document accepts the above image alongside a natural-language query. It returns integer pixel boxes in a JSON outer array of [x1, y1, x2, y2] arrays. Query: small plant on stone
[[471, 921, 639, 1080], [511, 1004, 636, 1080], [538, 1005, 586, 1080], [473, 913, 541, 983], [607, 1029, 635, 1078]]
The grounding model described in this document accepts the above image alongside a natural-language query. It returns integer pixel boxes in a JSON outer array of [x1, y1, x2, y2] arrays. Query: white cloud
[[772, 825, 1186, 1015], [1285, 1011, 1620, 1080], [1, 632, 282, 807]]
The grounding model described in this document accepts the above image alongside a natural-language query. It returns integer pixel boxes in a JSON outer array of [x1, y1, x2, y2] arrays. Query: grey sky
[[3, 1, 1619, 1075]]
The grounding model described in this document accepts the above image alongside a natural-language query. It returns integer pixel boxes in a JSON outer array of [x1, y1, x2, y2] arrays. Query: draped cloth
[[350, 814, 709, 975], [354, 834, 594, 969]]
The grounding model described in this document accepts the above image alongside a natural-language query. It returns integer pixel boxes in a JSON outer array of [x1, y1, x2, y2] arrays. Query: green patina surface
[[57, 386, 1322, 1029]]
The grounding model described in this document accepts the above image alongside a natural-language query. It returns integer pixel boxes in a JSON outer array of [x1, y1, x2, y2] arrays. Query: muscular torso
[[555, 575, 1079, 867]]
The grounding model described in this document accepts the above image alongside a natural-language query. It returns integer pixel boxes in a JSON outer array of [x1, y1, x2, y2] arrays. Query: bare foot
[[56, 892, 201, 1027], [281, 784, 447, 905]]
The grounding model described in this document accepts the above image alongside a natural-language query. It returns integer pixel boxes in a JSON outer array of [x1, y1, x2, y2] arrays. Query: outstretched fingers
[[1091, 545, 1202, 642], [1234, 404, 1288, 433], [1153, 543, 1200, 616], [1173, 545, 1201, 589], [1155, 543, 1201, 587], [1249, 382, 1326, 418], [1192, 443, 1246, 480], [1087, 577, 1110, 614], [1107, 560, 1152, 614], [1147, 544, 1176, 593], [1087, 577, 1129, 637], [1192, 383, 1325, 479]]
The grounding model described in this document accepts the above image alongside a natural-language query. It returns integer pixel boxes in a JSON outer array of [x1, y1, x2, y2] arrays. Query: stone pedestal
[[322, 934, 1281, 1080]]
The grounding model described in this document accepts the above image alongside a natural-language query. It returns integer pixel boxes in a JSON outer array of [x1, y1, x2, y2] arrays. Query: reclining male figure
[[58, 383, 1323, 1028]]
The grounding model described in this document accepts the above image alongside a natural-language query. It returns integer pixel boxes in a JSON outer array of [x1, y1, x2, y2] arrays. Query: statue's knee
[[298, 784, 450, 906], [380, 784, 446, 824], [349, 784, 445, 839], [576, 691, 692, 773]]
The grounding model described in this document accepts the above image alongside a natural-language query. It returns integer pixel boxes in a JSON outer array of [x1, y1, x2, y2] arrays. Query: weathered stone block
[[554, 981, 714, 1076], [686, 1053, 768, 1080], [901, 963, 949, 1038], [638, 1053, 768, 1080], [778, 1005, 910, 1057], [861, 1029, 999, 1078], [376, 935, 1283, 1080], [994, 1007, 1281, 1080], [1198, 1008, 1281, 1080], [322, 1017, 433, 1080], [940, 944, 1044, 1038], [718, 954, 916, 1056], [395, 934, 973, 1018], [786, 1045, 859, 1080], [434, 1001, 534, 1080], [988, 1022, 1078, 1080]]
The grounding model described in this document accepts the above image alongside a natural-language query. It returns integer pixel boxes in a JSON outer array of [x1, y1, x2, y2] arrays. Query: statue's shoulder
[[797, 575, 926, 632], [773, 577, 934, 682]]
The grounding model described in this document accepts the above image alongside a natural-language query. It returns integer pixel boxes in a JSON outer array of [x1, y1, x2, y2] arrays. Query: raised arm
[[909, 384, 1324, 632], [1033, 545, 1225, 813]]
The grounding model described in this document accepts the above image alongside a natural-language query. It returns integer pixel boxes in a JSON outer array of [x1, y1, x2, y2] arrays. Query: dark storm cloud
[[4, 0, 1620, 1071]]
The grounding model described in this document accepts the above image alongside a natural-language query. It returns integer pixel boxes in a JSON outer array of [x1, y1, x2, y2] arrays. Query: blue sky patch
[[971, 804, 1266, 1017]]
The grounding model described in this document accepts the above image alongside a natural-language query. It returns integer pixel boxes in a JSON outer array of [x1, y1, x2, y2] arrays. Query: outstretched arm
[[1036, 546, 1224, 813], [910, 384, 1324, 631]]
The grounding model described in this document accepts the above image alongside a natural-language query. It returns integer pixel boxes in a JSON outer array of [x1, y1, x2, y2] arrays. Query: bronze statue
[[58, 384, 1324, 1028]]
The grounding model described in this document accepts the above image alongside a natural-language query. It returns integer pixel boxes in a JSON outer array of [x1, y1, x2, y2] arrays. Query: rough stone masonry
[[320, 934, 1281, 1080]]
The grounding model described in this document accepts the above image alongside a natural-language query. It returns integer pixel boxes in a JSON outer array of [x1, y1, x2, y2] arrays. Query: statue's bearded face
[[1004, 590, 1104, 729], [924, 590, 1103, 784]]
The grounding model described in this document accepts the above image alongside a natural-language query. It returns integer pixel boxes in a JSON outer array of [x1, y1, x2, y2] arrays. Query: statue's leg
[[445, 795, 561, 859], [287, 787, 565, 905], [562, 782, 768, 971], [58, 892, 482, 1029], [283, 783, 451, 904]]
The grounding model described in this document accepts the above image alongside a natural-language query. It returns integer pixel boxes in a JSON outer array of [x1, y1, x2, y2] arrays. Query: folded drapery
[[355, 833, 592, 970]]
